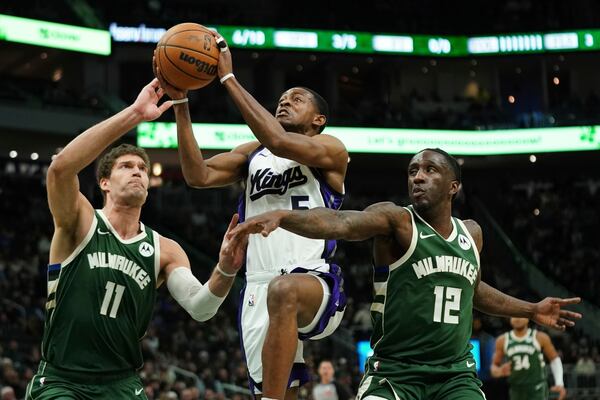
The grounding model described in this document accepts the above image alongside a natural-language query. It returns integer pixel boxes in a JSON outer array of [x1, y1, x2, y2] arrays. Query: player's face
[[275, 88, 321, 134], [102, 154, 149, 207], [510, 317, 529, 329], [407, 151, 458, 212]]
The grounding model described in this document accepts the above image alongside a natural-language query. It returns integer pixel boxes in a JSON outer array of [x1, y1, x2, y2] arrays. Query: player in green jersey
[[491, 317, 566, 400], [26, 79, 248, 400], [230, 148, 582, 400]]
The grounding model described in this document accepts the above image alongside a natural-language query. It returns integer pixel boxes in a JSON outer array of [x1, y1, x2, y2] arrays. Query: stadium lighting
[[31, 152, 39, 160], [9, 150, 17, 158], [529, 154, 537, 163]]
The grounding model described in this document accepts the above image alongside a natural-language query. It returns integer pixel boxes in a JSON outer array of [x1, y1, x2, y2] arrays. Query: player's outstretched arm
[[160, 214, 247, 321], [48, 79, 171, 230], [474, 282, 582, 331], [153, 56, 257, 188], [230, 202, 404, 242], [211, 33, 348, 172], [490, 335, 511, 378]]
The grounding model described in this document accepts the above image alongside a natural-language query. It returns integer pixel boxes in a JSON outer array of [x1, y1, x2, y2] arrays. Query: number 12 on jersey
[[433, 285, 462, 324], [100, 281, 125, 318]]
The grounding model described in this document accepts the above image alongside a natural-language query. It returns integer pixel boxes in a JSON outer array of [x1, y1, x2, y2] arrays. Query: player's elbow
[[182, 170, 210, 188], [47, 152, 73, 178]]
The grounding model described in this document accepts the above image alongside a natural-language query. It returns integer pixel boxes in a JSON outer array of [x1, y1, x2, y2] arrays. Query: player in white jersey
[[154, 33, 348, 400]]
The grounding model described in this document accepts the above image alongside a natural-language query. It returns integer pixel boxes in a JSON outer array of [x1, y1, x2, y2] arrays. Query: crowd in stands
[[1, 158, 599, 399]]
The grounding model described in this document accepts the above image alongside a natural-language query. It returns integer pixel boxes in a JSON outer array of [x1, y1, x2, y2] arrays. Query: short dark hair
[[97, 144, 150, 201], [298, 87, 329, 133], [421, 148, 461, 183]]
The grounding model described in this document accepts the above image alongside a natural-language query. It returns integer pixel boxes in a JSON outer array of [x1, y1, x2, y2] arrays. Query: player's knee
[[267, 276, 298, 312]]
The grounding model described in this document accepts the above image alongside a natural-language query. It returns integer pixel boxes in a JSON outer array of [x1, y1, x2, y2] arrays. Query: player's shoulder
[[158, 234, 185, 255], [313, 133, 347, 150], [461, 219, 482, 234], [496, 332, 508, 342], [364, 202, 409, 221], [232, 140, 261, 157], [535, 330, 551, 343]]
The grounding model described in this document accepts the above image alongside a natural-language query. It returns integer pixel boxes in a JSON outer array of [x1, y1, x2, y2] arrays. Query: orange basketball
[[155, 23, 219, 90]]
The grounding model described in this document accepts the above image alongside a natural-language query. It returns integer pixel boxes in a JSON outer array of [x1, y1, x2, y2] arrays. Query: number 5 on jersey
[[433, 285, 462, 324], [100, 280, 125, 318]]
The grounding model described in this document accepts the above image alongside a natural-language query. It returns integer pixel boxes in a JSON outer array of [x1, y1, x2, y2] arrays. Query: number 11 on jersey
[[100, 280, 125, 318], [433, 285, 462, 324]]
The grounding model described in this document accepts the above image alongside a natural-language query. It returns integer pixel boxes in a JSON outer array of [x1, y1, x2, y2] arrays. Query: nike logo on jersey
[[466, 361, 475, 368], [97, 228, 111, 235], [135, 388, 144, 395], [535, 383, 544, 391], [249, 166, 308, 201], [419, 232, 436, 239]]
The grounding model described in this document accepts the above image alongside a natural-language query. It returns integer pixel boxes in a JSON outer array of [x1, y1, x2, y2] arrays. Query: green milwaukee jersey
[[505, 329, 546, 386], [41, 210, 158, 374], [370, 205, 480, 365]]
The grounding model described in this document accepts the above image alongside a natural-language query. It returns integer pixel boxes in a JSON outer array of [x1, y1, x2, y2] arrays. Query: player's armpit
[[182, 141, 259, 188]]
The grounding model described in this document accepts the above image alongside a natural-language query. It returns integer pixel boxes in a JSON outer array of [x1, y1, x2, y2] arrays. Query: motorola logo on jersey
[[139, 242, 154, 257], [458, 234, 471, 250], [249, 166, 308, 201]]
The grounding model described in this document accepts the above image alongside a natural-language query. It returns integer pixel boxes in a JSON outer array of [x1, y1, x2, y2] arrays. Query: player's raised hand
[[153, 51, 188, 100], [210, 31, 233, 81], [532, 297, 582, 331], [219, 214, 248, 274], [229, 210, 284, 239], [131, 78, 173, 121]]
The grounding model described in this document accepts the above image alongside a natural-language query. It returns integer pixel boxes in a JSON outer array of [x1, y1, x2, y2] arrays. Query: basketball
[[155, 23, 219, 90]]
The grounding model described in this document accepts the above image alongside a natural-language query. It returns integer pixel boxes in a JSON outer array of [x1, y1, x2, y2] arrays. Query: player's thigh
[[27, 375, 87, 400], [357, 375, 419, 400], [104, 375, 147, 399], [433, 374, 486, 400]]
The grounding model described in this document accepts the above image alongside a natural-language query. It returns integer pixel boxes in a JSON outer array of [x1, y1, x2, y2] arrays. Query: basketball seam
[[161, 46, 215, 82], [157, 43, 219, 63], [159, 27, 212, 45]]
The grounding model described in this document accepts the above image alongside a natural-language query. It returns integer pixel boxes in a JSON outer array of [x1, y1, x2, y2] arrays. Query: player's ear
[[450, 181, 460, 197], [313, 114, 326, 131]]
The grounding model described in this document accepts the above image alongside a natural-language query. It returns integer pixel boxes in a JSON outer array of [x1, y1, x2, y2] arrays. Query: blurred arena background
[[0, 1, 599, 399]]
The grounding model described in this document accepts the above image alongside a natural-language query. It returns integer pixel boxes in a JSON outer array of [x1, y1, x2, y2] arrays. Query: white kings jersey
[[238, 145, 344, 273]]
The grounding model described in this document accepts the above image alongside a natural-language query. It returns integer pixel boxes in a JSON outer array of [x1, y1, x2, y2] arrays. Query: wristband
[[220, 73, 235, 84], [216, 263, 237, 278], [171, 98, 188, 105]]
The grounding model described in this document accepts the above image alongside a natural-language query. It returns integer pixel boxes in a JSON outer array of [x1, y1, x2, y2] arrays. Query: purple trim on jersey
[[309, 167, 344, 260], [291, 264, 346, 340], [247, 145, 265, 164], [237, 190, 246, 223], [237, 283, 255, 393], [289, 362, 311, 387], [248, 363, 309, 395]]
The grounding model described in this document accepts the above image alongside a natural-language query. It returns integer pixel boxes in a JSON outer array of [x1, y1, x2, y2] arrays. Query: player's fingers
[[158, 100, 173, 114], [226, 213, 239, 232], [556, 297, 581, 305], [560, 309, 582, 319], [558, 317, 575, 327], [215, 35, 228, 52], [149, 77, 160, 88]]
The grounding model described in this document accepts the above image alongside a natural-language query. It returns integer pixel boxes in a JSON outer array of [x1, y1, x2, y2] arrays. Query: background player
[[230, 148, 582, 400], [154, 33, 349, 399], [491, 317, 567, 400], [26, 79, 247, 399]]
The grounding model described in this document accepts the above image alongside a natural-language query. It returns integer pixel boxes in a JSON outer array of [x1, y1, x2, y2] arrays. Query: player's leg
[[26, 374, 87, 399], [432, 373, 486, 400], [104, 375, 148, 399], [261, 273, 324, 399]]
